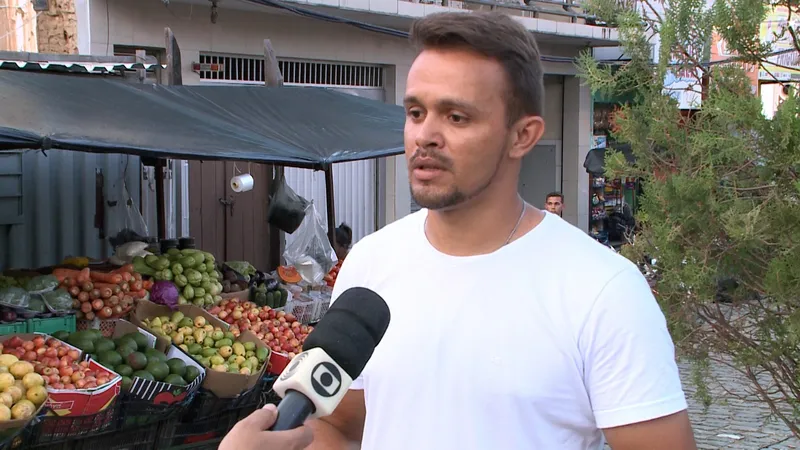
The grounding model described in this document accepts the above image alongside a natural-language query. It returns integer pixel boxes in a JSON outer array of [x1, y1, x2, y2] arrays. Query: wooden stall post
[[264, 39, 285, 270]]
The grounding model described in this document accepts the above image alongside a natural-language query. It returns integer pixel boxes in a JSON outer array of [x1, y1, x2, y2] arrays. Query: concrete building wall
[[84, 0, 592, 230]]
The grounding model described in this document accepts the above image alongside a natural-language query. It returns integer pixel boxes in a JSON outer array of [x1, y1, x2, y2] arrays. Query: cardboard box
[[131, 300, 228, 353], [113, 319, 207, 406], [220, 289, 250, 302], [0, 400, 45, 432], [133, 301, 268, 399], [0, 334, 49, 432], [45, 359, 121, 416], [175, 329, 269, 399]]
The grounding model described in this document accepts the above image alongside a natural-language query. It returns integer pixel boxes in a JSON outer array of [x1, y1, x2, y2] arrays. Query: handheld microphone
[[269, 287, 391, 431]]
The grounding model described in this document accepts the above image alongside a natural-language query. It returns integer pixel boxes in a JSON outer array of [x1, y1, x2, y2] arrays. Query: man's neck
[[424, 192, 534, 257]]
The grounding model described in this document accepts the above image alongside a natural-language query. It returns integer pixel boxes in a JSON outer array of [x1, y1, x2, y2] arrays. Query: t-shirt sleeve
[[580, 266, 688, 429], [329, 242, 371, 391]]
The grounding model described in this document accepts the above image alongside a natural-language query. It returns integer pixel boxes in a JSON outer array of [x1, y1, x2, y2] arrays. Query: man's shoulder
[[353, 210, 425, 253]]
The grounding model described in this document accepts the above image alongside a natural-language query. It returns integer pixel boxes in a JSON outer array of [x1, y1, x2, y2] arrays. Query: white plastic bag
[[282, 203, 337, 285]]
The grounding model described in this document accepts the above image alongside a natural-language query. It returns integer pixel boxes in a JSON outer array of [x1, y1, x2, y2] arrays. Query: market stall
[[0, 30, 402, 450]]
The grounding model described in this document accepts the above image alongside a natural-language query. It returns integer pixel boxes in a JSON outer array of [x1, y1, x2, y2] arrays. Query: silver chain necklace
[[425, 199, 527, 248]]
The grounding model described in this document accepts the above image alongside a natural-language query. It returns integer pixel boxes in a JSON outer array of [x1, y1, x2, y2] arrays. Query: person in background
[[333, 223, 352, 262], [545, 191, 564, 216]]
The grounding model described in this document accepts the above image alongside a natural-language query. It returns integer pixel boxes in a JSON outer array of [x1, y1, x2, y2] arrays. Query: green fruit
[[199, 358, 211, 368], [115, 364, 133, 377], [215, 339, 232, 349], [201, 348, 218, 358], [183, 285, 195, 300], [210, 355, 225, 366], [132, 333, 150, 352], [211, 331, 224, 341], [121, 376, 133, 391], [194, 287, 206, 298], [166, 248, 181, 256], [72, 339, 95, 354], [203, 337, 214, 348], [93, 338, 115, 354], [244, 342, 256, 352], [193, 252, 206, 265], [99, 351, 123, 368], [187, 344, 202, 355], [116, 336, 137, 352], [223, 332, 235, 341], [127, 352, 148, 371], [180, 256, 196, 268], [146, 361, 170, 381], [163, 374, 187, 386], [227, 364, 240, 373], [178, 318, 194, 328], [166, 358, 187, 377], [132, 370, 155, 382], [51, 330, 70, 341], [144, 348, 167, 363], [170, 311, 185, 324], [184, 366, 201, 383], [117, 345, 136, 360], [256, 347, 269, 363]]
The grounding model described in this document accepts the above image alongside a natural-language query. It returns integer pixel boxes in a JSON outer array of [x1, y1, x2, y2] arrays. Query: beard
[[409, 143, 506, 211]]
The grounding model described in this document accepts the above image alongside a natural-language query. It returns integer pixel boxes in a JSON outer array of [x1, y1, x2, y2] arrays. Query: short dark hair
[[409, 11, 544, 125], [335, 223, 353, 247], [546, 192, 563, 202]]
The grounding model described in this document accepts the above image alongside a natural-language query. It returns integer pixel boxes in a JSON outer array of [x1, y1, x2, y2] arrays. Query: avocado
[[115, 364, 133, 377], [127, 352, 148, 371], [184, 366, 201, 383], [127, 332, 150, 352], [116, 336, 138, 352], [51, 330, 70, 341], [94, 338, 115, 354], [166, 358, 187, 377], [72, 339, 95, 354], [117, 345, 136, 360], [98, 351, 123, 368], [146, 361, 170, 381], [163, 374, 187, 386], [144, 348, 166, 363], [132, 370, 155, 382], [121, 376, 133, 391]]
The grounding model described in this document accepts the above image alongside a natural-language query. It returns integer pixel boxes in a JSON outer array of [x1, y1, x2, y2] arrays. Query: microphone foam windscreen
[[302, 287, 391, 379]]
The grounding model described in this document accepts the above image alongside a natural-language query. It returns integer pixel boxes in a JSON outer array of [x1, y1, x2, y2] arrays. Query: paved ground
[[680, 359, 800, 450]]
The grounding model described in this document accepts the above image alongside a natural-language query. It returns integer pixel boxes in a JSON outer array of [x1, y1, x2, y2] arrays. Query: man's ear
[[509, 116, 545, 160]]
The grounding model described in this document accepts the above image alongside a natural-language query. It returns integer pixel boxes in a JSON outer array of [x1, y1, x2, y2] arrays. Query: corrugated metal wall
[[284, 160, 376, 248], [0, 150, 142, 270]]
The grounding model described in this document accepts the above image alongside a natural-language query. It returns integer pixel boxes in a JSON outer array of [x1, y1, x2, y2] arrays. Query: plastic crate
[[180, 378, 266, 422], [0, 321, 27, 335], [155, 408, 242, 449], [26, 314, 76, 335], [73, 421, 160, 450], [26, 401, 119, 447], [118, 389, 196, 430]]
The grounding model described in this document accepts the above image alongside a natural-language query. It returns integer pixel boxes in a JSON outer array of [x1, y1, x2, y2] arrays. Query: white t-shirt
[[330, 210, 687, 450]]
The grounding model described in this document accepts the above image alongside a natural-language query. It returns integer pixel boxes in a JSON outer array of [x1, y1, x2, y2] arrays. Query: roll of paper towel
[[230, 174, 255, 193]]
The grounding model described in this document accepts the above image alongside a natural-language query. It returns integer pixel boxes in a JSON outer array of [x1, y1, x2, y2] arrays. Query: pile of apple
[[1, 336, 114, 390], [208, 299, 313, 358]]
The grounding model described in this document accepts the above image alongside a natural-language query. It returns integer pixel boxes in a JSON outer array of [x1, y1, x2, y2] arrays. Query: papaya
[[277, 266, 301, 284]]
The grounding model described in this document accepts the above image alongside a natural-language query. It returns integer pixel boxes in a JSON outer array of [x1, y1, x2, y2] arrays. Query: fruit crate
[[0, 321, 26, 335], [72, 420, 160, 450], [26, 314, 76, 335], [118, 388, 197, 430], [179, 377, 266, 422], [155, 407, 243, 449], [26, 400, 119, 448], [0, 422, 32, 450]]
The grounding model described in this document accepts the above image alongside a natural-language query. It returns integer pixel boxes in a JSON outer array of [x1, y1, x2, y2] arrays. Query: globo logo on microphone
[[311, 362, 342, 397]]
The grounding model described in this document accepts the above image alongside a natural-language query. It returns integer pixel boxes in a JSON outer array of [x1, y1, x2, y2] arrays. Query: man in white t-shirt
[[307, 11, 696, 450]]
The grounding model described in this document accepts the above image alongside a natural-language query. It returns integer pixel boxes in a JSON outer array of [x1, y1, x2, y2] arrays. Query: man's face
[[403, 48, 516, 211], [545, 196, 563, 215]]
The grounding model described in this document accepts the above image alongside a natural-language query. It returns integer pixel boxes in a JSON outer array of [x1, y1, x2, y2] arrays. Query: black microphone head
[[302, 287, 390, 379]]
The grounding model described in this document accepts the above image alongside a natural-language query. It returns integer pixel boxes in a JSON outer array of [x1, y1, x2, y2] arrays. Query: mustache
[[409, 149, 453, 170]]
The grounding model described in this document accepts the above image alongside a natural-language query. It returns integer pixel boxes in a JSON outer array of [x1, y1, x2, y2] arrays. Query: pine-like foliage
[[578, 0, 800, 435]]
